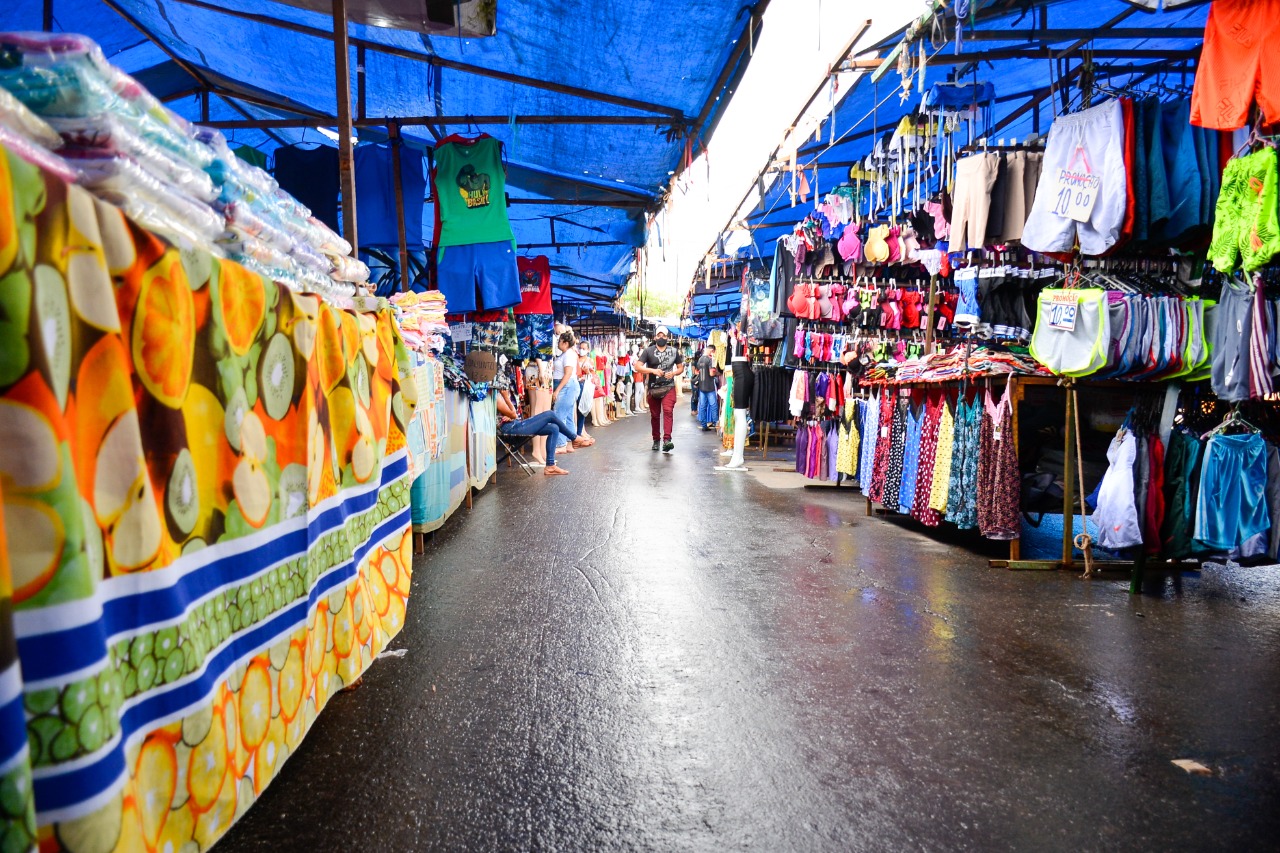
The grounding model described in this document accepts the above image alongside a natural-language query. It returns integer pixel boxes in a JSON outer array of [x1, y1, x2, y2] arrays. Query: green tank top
[[433, 136, 515, 248]]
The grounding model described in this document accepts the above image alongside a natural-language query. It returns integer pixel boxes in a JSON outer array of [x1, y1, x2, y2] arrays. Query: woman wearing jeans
[[496, 389, 576, 476], [551, 332, 588, 451]]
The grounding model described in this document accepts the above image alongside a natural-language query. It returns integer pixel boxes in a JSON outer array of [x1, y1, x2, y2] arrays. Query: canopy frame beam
[[169, 0, 687, 120]]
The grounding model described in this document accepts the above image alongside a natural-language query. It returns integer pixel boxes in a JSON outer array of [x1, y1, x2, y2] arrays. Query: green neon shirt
[[433, 136, 515, 248]]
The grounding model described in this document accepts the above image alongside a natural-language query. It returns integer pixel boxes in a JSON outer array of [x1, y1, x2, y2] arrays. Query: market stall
[[0, 145, 414, 850], [697, 0, 1280, 588], [0, 31, 424, 851]]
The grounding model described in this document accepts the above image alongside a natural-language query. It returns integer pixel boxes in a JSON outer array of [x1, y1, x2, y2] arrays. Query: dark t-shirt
[[639, 344, 683, 394], [695, 355, 718, 393]]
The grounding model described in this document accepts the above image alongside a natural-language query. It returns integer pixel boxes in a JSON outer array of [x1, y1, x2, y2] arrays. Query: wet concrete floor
[[219, 408, 1280, 851]]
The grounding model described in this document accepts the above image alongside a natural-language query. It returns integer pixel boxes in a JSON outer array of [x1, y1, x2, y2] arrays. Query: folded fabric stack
[[861, 346, 1051, 385], [390, 290, 450, 353], [0, 86, 77, 182], [0, 31, 227, 251]]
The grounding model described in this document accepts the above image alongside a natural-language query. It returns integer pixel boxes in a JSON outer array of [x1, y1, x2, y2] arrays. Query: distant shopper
[[496, 389, 575, 476], [695, 344, 720, 430], [637, 326, 684, 453]]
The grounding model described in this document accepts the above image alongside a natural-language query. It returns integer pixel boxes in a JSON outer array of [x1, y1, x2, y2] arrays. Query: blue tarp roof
[[688, 0, 1210, 318], [2, 0, 756, 305]]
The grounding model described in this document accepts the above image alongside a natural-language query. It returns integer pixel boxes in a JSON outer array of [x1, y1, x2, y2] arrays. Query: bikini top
[[864, 225, 891, 263], [841, 285, 861, 317], [828, 284, 847, 322], [786, 281, 814, 318], [837, 224, 862, 262], [816, 284, 833, 319]]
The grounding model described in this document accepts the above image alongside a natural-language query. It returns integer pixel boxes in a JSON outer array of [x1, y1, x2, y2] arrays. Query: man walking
[[637, 327, 684, 453], [695, 344, 720, 430]]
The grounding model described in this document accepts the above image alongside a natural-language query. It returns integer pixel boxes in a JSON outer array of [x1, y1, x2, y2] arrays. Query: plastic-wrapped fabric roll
[[0, 86, 63, 150], [0, 124, 77, 183], [51, 113, 217, 202]]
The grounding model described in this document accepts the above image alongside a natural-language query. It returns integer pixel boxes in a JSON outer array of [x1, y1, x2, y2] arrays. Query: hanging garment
[[789, 369, 808, 418], [515, 256, 553, 315], [1093, 431, 1143, 550], [1210, 275, 1255, 402], [976, 381, 1021, 540], [432, 134, 515, 248], [1161, 428, 1206, 559], [1030, 288, 1111, 377], [1022, 98, 1128, 256], [1267, 445, 1280, 560], [881, 399, 909, 513], [859, 392, 882, 494], [912, 395, 944, 527], [1190, 0, 1280, 130], [867, 393, 896, 503], [1194, 432, 1271, 551], [945, 396, 981, 530], [838, 400, 860, 478], [1143, 436, 1166, 557], [795, 417, 810, 475], [898, 402, 924, 515], [827, 421, 841, 482], [354, 142, 427, 247], [928, 399, 956, 515], [274, 144, 340, 234]]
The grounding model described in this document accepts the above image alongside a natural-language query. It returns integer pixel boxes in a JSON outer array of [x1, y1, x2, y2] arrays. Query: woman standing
[[551, 332, 584, 452]]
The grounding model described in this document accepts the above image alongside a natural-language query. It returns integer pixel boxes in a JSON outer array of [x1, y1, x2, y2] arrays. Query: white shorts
[[1022, 99, 1127, 257]]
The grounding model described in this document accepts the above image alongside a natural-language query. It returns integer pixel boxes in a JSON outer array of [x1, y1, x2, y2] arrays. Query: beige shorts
[[949, 153, 999, 252]]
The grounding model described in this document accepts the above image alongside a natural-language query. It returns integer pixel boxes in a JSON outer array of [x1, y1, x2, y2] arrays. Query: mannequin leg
[[715, 409, 750, 470]]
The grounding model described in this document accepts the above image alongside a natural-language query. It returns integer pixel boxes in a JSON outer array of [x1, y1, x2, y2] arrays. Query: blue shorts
[[1194, 432, 1270, 551], [437, 240, 521, 313]]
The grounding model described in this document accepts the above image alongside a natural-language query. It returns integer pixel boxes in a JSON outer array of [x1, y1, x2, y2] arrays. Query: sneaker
[[652, 440, 660, 452], [662, 441, 674, 454]]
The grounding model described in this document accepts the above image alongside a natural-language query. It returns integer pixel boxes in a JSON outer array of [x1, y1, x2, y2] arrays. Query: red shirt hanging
[[515, 255, 553, 315]]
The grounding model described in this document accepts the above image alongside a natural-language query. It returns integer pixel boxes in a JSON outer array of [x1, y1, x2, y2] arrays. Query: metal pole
[[43, 0, 53, 31], [332, 0, 358, 253], [389, 120, 411, 292]]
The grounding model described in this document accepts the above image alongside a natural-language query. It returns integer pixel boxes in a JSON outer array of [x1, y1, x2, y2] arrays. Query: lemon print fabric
[[0, 146, 414, 853]]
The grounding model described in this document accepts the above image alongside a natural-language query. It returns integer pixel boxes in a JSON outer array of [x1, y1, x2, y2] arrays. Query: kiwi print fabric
[[0, 148, 415, 852]]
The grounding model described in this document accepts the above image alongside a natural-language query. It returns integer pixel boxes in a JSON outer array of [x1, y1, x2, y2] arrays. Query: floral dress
[[912, 395, 945, 527], [945, 395, 981, 529], [977, 380, 1021, 540]]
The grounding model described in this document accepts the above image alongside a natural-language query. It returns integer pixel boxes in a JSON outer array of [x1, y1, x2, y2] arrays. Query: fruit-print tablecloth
[[0, 145, 414, 852]]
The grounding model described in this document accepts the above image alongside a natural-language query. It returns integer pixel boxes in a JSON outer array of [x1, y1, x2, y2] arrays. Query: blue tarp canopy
[[1, 0, 760, 306], [743, 0, 1209, 256]]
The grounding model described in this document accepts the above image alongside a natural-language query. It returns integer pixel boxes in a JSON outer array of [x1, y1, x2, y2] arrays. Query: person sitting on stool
[[496, 388, 577, 476]]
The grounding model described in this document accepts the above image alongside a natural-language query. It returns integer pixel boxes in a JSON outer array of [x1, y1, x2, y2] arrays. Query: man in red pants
[[637, 327, 684, 453]]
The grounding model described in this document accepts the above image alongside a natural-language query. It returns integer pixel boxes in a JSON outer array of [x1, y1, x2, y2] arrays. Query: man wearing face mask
[[637, 327, 684, 453]]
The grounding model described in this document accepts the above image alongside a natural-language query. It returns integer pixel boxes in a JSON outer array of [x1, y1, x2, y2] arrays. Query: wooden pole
[[332, 0, 358, 253], [1061, 383, 1077, 570], [924, 274, 938, 352], [43, 0, 53, 31], [389, 120, 411, 292]]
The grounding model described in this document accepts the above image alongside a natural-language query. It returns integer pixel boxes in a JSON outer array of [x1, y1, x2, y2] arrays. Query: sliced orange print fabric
[[0, 146, 414, 853]]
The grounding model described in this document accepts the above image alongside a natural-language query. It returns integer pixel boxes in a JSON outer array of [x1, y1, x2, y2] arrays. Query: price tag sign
[[450, 322, 473, 343], [993, 425, 1003, 443], [1046, 290, 1080, 332], [1050, 145, 1100, 223]]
